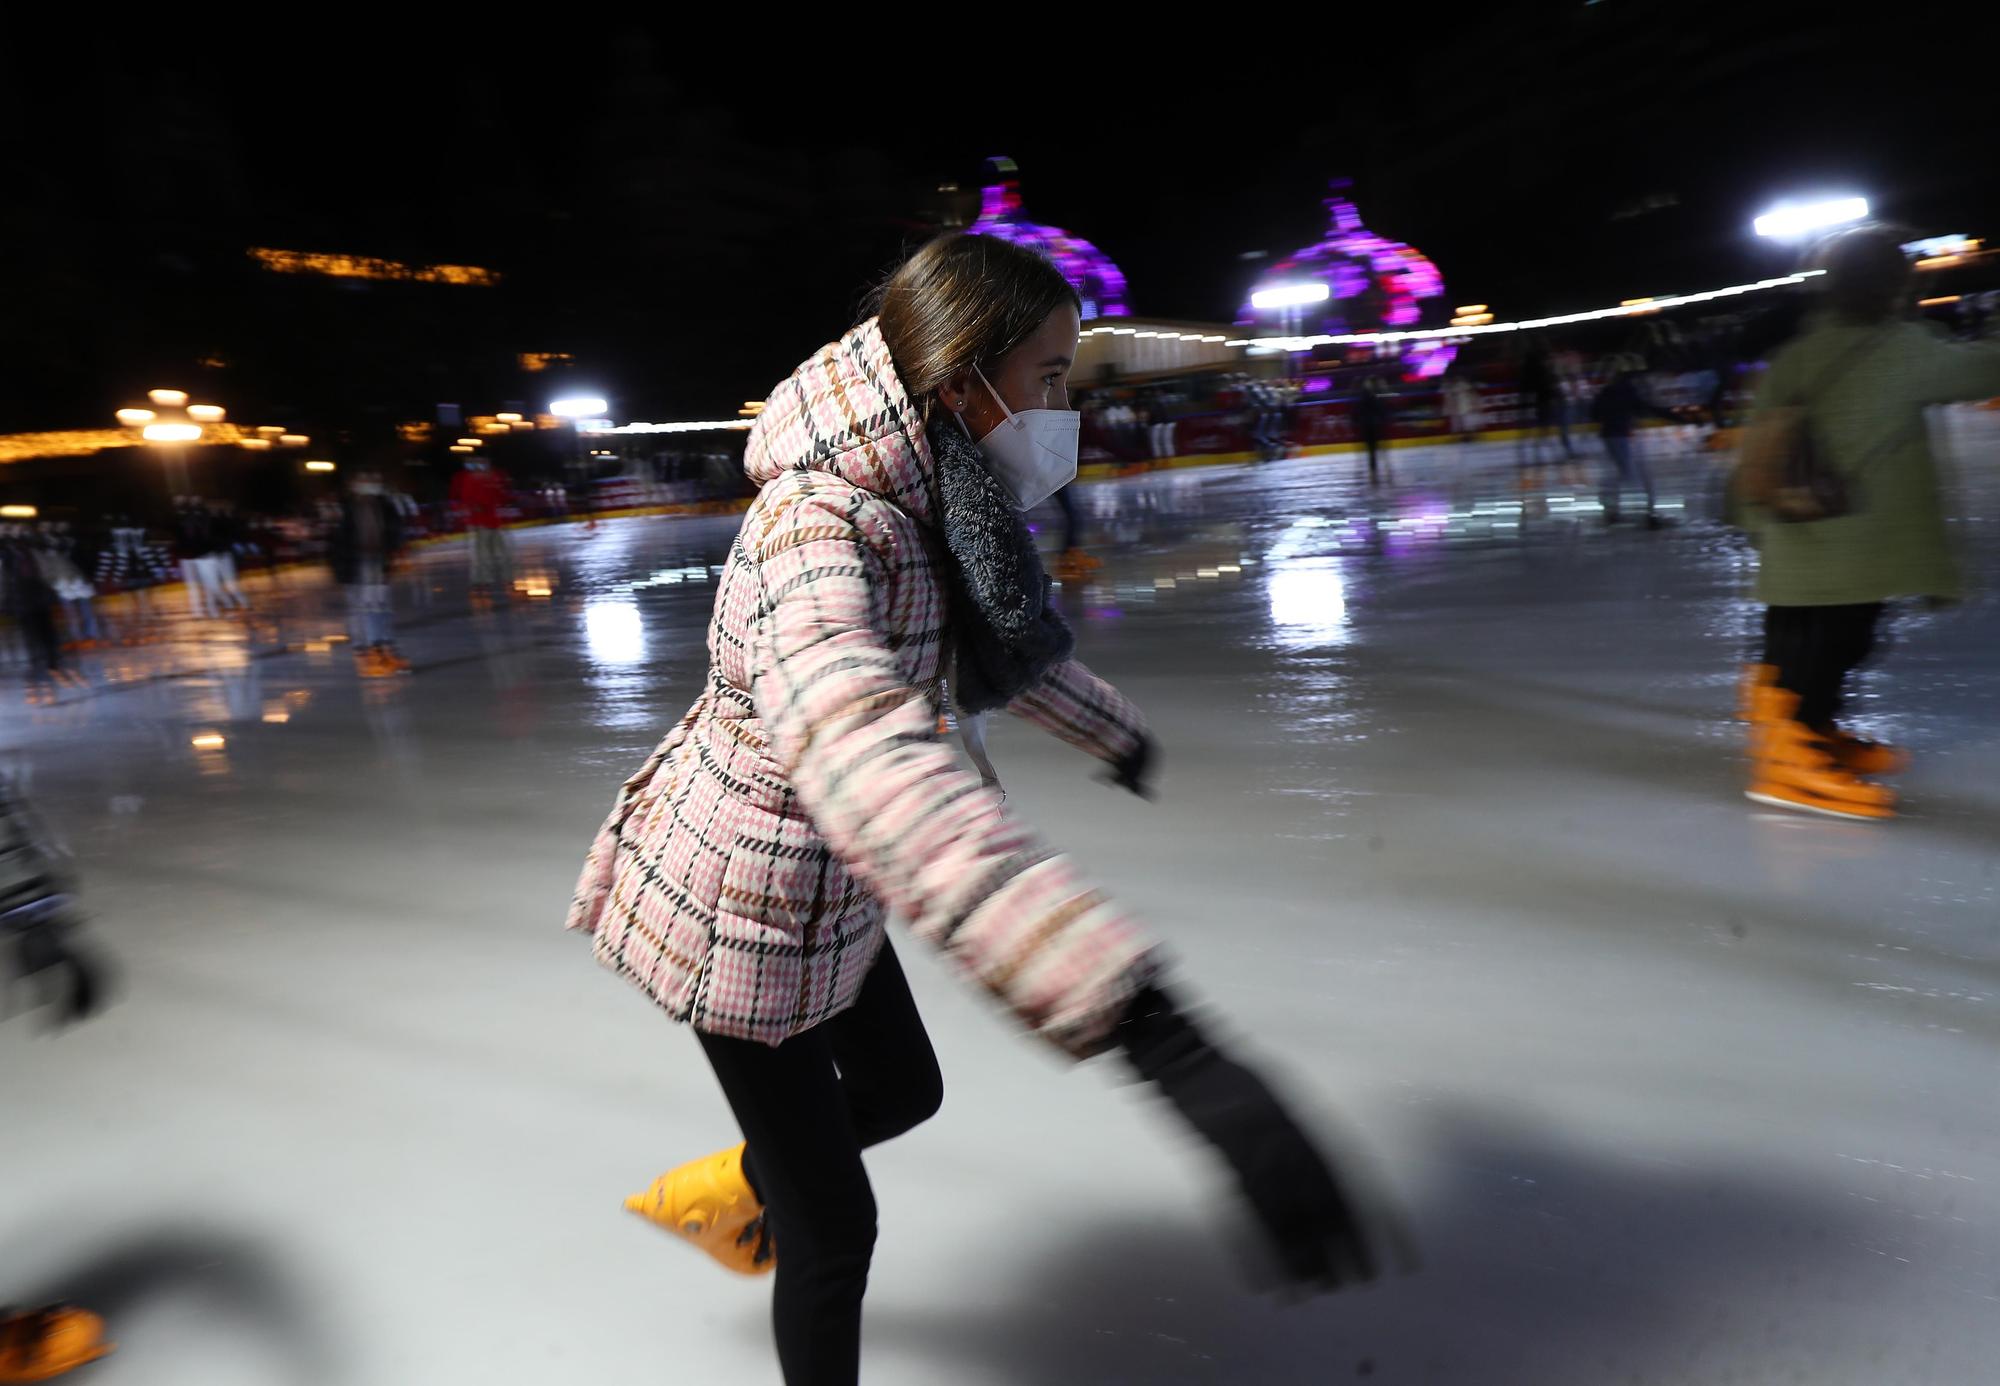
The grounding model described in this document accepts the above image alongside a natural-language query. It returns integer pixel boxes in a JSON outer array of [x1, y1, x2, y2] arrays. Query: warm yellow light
[[1454, 305, 1489, 315], [249, 247, 501, 287], [0, 505, 38, 519], [191, 732, 226, 750], [115, 408, 155, 427], [257, 425, 286, 437], [449, 444, 474, 453], [495, 412, 522, 423], [456, 437, 481, 447], [304, 459, 336, 472], [142, 422, 203, 443], [187, 403, 226, 423], [509, 420, 532, 431], [1919, 294, 1962, 308], [261, 710, 290, 724], [240, 437, 272, 450], [148, 388, 189, 407], [279, 433, 309, 446]]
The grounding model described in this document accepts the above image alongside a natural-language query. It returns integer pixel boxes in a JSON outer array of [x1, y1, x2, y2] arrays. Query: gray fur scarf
[[929, 418, 1074, 713]]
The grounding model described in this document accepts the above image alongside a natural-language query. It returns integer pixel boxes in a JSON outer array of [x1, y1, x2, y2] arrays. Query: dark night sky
[[5, 4, 1997, 432]]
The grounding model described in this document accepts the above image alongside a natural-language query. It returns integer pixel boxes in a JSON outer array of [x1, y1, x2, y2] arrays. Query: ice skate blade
[[1745, 789, 1893, 822]]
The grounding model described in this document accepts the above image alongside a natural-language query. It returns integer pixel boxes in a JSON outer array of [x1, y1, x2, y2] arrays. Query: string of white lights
[[586, 268, 1834, 436], [584, 419, 754, 435], [1079, 268, 1828, 353]]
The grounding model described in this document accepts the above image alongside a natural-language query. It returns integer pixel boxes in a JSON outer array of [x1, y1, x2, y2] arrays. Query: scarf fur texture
[[929, 418, 1074, 714]]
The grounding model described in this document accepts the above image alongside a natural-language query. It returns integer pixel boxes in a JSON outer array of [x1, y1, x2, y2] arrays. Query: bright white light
[[142, 422, 203, 443], [1250, 281, 1332, 310], [304, 460, 336, 472], [186, 403, 226, 423], [115, 408, 155, 427], [147, 388, 189, 407], [1753, 196, 1869, 240], [584, 599, 646, 667], [550, 396, 609, 419], [1266, 557, 1349, 648]]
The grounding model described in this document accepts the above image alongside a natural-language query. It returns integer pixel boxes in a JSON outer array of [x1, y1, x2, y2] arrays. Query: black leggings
[[698, 943, 943, 1386], [1762, 602, 1884, 729]]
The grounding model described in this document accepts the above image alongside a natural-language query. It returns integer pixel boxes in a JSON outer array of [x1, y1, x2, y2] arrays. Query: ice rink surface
[[3, 420, 1997, 1384]]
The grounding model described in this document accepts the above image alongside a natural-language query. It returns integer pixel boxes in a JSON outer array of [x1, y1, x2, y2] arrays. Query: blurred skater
[[173, 498, 245, 620], [1734, 224, 2000, 820], [37, 526, 101, 650], [1516, 342, 1575, 469], [1591, 356, 1684, 527], [1443, 372, 1484, 446], [1051, 483, 1101, 583], [3, 535, 78, 702], [571, 234, 1386, 1386], [1354, 377, 1394, 484], [328, 472, 408, 677], [1, 781, 115, 1381], [449, 457, 513, 600], [207, 502, 251, 613]]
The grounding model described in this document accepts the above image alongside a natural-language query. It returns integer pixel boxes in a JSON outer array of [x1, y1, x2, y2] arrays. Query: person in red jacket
[[448, 459, 512, 598]]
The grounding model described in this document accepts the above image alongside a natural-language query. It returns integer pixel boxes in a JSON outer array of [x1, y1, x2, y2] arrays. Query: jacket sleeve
[[750, 494, 1157, 1058], [1007, 659, 1148, 768]]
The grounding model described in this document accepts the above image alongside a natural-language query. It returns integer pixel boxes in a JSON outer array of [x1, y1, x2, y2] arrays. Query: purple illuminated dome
[[967, 162, 1130, 321], [1243, 185, 1455, 377]]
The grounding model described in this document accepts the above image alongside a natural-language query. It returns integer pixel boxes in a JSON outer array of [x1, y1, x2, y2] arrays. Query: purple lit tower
[[966, 159, 1130, 321], [1242, 183, 1455, 378]]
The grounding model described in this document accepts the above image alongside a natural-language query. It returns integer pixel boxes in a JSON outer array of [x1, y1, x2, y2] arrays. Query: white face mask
[[961, 365, 1079, 510]]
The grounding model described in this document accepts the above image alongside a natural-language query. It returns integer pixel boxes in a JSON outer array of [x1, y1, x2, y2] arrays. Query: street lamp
[[550, 396, 609, 493], [1753, 196, 1870, 242], [116, 389, 223, 497], [1250, 281, 1329, 342]]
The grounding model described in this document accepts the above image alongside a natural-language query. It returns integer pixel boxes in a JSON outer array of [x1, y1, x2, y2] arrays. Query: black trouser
[[698, 943, 943, 1386], [20, 604, 60, 675], [1761, 602, 1884, 729]]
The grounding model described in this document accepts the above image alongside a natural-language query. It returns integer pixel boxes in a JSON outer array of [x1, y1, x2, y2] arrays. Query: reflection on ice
[[1266, 556, 1349, 647], [584, 600, 646, 667]]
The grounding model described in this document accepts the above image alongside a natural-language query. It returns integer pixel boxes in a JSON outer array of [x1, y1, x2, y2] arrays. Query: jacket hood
[[743, 317, 938, 526]]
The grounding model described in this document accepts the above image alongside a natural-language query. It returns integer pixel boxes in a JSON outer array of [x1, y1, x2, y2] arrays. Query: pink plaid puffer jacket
[[566, 319, 1157, 1057]]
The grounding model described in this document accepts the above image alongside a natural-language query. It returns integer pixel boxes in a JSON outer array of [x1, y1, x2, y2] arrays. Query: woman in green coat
[[1740, 224, 2000, 820]]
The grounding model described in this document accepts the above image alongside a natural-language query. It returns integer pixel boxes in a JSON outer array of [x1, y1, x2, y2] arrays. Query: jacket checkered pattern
[[566, 318, 1156, 1057]]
